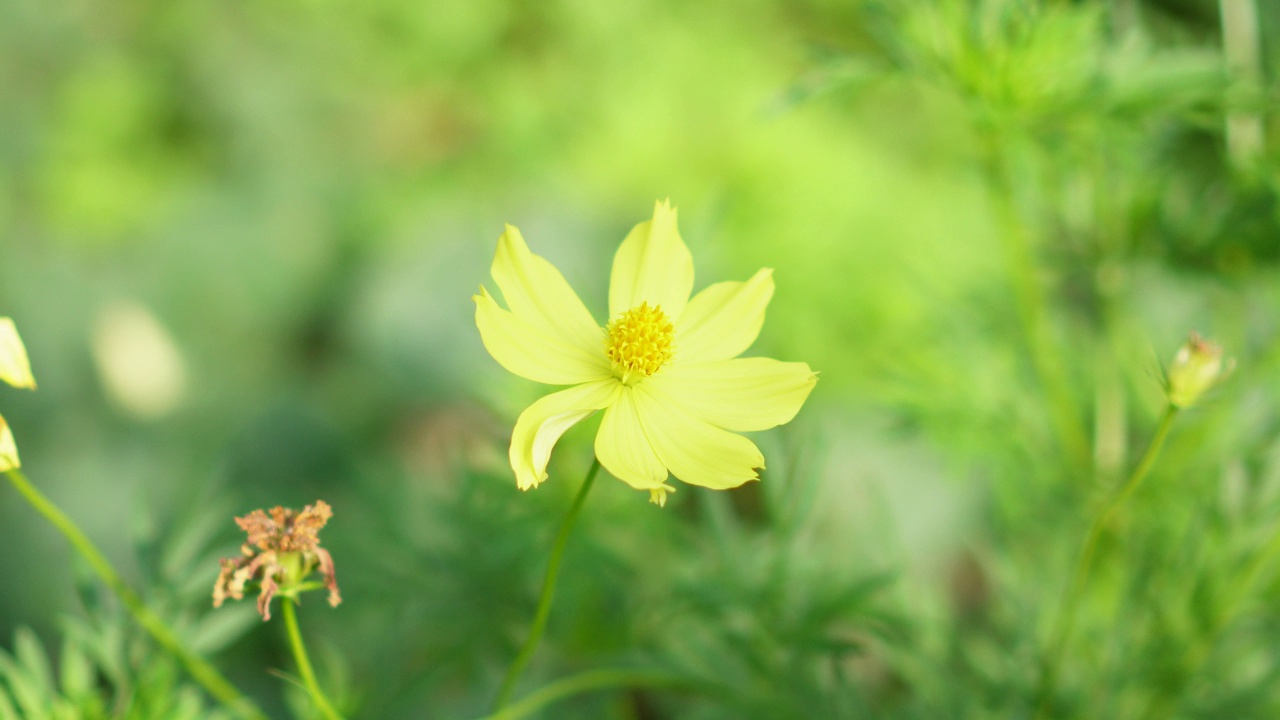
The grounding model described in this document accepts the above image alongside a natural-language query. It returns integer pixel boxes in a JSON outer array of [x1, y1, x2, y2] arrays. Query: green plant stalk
[[493, 457, 602, 711], [982, 137, 1091, 469], [479, 668, 699, 720], [4, 468, 268, 720], [281, 597, 344, 720], [1035, 405, 1179, 716], [1219, 0, 1264, 168]]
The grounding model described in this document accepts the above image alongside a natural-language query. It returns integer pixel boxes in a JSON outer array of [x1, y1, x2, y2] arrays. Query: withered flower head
[[213, 500, 341, 621]]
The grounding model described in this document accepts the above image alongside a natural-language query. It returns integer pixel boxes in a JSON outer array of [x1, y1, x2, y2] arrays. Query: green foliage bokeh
[[3, 0, 1280, 717]]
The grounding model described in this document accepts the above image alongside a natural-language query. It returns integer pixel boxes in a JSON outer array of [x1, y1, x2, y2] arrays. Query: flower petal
[[0, 415, 18, 471], [510, 380, 620, 490], [595, 386, 668, 490], [633, 384, 765, 490], [475, 287, 612, 385], [490, 224, 605, 354], [0, 318, 36, 390], [674, 269, 773, 364], [647, 357, 816, 432], [608, 200, 694, 322]]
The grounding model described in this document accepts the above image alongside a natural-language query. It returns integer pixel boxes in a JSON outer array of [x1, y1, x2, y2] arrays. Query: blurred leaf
[[187, 604, 260, 656]]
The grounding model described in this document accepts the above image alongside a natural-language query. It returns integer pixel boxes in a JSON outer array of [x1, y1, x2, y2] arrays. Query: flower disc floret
[[605, 302, 674, 384]]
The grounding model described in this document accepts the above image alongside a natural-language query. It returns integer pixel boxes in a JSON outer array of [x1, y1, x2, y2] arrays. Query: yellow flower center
[[605, 302, 674, 384]]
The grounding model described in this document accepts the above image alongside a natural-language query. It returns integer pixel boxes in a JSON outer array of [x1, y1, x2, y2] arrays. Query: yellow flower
[[0, 317, 36, 472], [475, 200, 817, 506]]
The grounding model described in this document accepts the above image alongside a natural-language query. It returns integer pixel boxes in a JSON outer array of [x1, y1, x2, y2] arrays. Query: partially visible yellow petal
[[673, 269, 773, 364], [475, 287, 612, 385], [634, 384, 765, 490], [0, 415, 19, 471], [509, 380, 620, 490], [595, 386, 668, 491], [0, 318, 36, 390], [490, 225, 605, 354], [647, 357, 816, 432], [608, 200, 694, 322]]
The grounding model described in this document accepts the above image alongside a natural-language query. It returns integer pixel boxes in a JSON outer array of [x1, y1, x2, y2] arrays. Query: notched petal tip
[[648, 483, 675, 507], [609, 200, 695, 321], [633, 383, 765, 490], [517, 472, 544, 491], [652, 198, 677, 223]]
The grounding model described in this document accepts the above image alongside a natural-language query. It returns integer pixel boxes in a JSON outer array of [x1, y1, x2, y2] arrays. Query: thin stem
[[1035, 405, 1179, 717], [478, 668, 700, 720], [982, 136, 1091, 469], [4, 468, 268, 720], [1219, 0, 1264, 168], [280, 598, 344, 720], [493, 457, 602, 711]]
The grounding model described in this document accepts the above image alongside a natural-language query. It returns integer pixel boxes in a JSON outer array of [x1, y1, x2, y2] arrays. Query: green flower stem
[[1035, 404, 1179, 716], [4, 468, 267, 720], [493, 457, 602, 711], [478, 668, 699, 720], [280, 597, 344, 720]]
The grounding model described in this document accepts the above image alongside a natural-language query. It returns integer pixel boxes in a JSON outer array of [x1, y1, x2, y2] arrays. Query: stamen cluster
[[605, 302, 674, 383]]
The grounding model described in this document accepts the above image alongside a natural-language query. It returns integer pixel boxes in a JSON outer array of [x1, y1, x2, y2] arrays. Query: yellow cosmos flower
[[475, 200, 817, 506], [0, 317, 37, 472]]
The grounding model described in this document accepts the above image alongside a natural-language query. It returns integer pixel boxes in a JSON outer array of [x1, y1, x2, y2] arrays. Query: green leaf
[[0, 652, 49, 720], [187, 604, 260, 655], [14, 628, 53, 701], [0, 689, 19, 720]]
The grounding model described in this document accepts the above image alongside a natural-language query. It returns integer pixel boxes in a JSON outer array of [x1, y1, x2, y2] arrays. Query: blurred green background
[[3, 0, 1280, 717]]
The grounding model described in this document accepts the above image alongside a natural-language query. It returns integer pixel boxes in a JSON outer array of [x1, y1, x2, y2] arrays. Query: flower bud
[[1167, 333, 1233, 409]]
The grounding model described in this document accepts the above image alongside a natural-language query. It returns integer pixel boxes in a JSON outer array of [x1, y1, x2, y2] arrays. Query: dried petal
[[314, 546, 342, 608]]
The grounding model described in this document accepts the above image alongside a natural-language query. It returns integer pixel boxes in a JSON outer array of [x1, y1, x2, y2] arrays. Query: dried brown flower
[[213, 500, 341, 621]]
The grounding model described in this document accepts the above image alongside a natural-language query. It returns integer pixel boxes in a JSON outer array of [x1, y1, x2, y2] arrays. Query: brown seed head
[[214, 499, 340, 620], [236, 500, 333, 553]]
